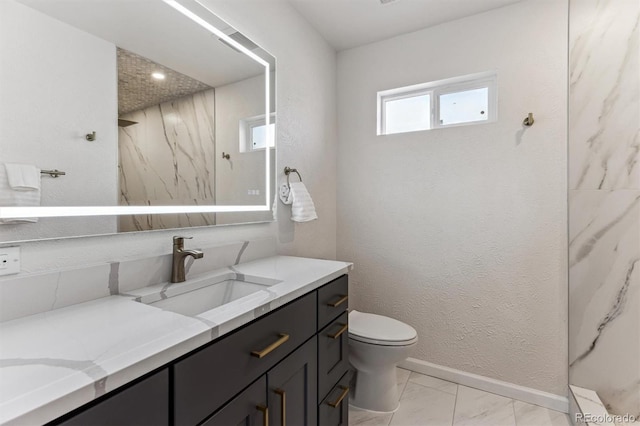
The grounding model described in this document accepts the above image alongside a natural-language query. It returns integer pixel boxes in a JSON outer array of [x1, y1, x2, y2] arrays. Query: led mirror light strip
[[0, 205, 270, 219], [0, 0, 272, 220]]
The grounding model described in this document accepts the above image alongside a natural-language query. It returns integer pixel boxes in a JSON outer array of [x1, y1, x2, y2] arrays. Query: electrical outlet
[[0, 246, 20, 276]]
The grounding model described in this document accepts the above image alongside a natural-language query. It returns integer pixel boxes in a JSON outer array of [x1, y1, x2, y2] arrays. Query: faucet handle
[[173, 236, 193, 248]]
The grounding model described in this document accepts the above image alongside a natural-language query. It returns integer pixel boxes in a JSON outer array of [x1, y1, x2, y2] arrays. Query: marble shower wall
[[118, 89, 217, 231], [568, 0, 640, 418]]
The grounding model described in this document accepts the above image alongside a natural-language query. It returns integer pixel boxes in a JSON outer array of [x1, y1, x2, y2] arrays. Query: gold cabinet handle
[[251, 333, 290, 358], [257, 404, 269, 426], [327, 386, 350, 408], [327, 323, 348, 339], [328, 295, 348, 308], [275, 389, 286, 426]]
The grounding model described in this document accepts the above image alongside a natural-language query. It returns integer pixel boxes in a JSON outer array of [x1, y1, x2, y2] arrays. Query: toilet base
[[350, 365, 399, 413]]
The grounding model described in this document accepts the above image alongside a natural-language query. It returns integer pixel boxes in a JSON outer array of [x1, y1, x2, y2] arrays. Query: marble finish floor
[[349, 368, 571, 426]]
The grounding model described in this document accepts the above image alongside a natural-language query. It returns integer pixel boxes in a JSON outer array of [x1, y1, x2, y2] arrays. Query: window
[[377, 72, 496, 135], [239, 113, 275, 152]]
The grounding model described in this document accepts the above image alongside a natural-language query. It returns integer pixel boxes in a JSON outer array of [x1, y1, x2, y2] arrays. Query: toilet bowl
[[348, 310, 417, 412]]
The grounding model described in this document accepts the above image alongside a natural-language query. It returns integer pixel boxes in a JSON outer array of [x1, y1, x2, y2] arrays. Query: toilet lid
[[348, 310, 417, 346]]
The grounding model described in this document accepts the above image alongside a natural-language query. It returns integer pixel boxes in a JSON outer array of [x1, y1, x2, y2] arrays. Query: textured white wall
[[337, 0, 568, 395], [0, 0, 118, 240], [3, 0, 337, 272]]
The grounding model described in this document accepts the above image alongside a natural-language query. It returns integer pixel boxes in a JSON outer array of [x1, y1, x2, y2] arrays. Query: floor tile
[[349, 406, 393, 426], [389, 381, 457, 426], [396, 367, 411, 399], [453, 386, 516, 426], [513, 401, 571, 426], [407, 372, 458, 396]]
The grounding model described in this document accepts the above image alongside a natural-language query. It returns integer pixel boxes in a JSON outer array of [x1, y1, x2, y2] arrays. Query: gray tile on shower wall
[[568, 189, 640, 417], [568, 0, 639, 191]]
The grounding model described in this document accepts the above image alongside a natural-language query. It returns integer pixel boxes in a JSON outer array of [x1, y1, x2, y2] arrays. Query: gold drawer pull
[[251, 333, 290, 358], [275, 389, 286, 426], [328, 323, 348, 339], [327, 386, 350, 408], [257, 404, 269, 426], [328, 295, 348, 308]]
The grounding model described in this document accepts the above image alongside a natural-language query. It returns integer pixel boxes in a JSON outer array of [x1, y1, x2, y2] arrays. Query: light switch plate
[[0, 246, 20, 276]]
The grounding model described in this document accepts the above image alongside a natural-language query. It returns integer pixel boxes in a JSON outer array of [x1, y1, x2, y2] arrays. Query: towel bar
[[41, 169, 66, 178], [284, 167, 302, 189]]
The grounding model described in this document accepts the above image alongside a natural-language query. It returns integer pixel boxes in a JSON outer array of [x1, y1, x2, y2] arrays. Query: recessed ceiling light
[[151, 72, 165, 80]]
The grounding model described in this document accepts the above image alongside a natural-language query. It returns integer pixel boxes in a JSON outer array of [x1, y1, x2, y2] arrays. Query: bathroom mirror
[[0, 0, 276, 242]]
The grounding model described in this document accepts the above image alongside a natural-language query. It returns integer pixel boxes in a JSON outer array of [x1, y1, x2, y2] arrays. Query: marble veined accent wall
[[568, 0, 640, 418], [118, 89, 217, 231]]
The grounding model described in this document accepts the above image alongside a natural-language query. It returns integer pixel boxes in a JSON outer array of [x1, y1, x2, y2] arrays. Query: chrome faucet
[[171, 236, 204, 283]]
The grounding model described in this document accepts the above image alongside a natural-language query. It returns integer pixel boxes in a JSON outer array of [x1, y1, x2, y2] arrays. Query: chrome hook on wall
[[522, 113, 535, 127], [85, 131, 96, 141]]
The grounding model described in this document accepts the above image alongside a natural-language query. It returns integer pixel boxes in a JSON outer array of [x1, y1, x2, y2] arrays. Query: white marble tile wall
[[118, 89, 217, 231], [0, 237, 276, 322], [568, 0, 640, 419]]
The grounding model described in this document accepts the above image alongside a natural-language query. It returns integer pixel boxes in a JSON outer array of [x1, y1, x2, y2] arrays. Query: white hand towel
[[4, 163, 40, 191], [0, 164, 40, 223], [285, 182, 317, 222]]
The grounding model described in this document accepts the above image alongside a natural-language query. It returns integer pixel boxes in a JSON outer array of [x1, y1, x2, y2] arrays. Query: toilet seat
[[348, 310, 418, 346]]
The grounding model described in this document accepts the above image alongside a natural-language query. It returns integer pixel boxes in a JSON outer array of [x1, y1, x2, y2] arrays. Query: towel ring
[[284, 167, 302, 189]]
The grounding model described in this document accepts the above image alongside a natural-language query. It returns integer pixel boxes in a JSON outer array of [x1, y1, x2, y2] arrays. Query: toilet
[[348, 310, 418, 412]]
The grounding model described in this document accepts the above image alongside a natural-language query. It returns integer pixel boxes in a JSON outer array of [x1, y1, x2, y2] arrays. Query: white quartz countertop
[[0, 256, 352, 426]]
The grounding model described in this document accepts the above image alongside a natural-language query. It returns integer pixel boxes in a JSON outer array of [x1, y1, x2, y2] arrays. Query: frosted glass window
[[251, 122, 275, 149], [439, 88, 489, 125], [384, 94, 431, 135]]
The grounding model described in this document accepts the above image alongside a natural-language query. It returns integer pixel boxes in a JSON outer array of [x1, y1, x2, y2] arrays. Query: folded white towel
[[284, 182, 317, 222], [0, 164, 40, 223], [4, 163, 40, 191]]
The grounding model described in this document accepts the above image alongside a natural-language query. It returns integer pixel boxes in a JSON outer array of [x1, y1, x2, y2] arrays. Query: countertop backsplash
[[0, 237, 276, 322]]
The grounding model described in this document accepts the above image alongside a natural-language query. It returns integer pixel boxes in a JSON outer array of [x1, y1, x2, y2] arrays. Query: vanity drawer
[[318, 311, 350, 402], [318, 371, 351, 426], [317, 275, 348, 330], [173, 292, 316, 426]]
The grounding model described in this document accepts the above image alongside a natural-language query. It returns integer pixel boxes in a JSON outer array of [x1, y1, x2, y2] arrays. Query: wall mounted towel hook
[[222, 152, 230, 160], [523, 113, 534, 126], [85, 131, 96, 141]]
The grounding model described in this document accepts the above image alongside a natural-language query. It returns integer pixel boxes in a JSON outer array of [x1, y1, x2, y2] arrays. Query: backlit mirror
[[0, 0, 276, 242]]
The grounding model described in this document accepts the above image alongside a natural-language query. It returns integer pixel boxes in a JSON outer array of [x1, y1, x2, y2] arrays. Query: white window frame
[[377, 71, 497, 136], [239, 113, 276, 152]]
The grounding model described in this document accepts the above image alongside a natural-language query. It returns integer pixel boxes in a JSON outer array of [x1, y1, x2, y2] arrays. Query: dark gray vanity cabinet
[[267, 338, 318, 426], [173, 292, 317, 426], [54, 368, 169, 426], [316, 276, 351, 425], [49, 275, 349, 426], [200, 376, 268, 426]]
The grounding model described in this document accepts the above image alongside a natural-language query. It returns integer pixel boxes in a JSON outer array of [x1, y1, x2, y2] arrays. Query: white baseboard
[[399, 357, 569, 414]]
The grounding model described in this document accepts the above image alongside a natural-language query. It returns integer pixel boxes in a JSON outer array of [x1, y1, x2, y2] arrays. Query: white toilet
[[348, 310, 418, 412]]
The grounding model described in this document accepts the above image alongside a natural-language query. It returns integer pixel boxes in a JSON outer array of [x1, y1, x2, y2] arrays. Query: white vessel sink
[[134, 272, 281, 317]]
